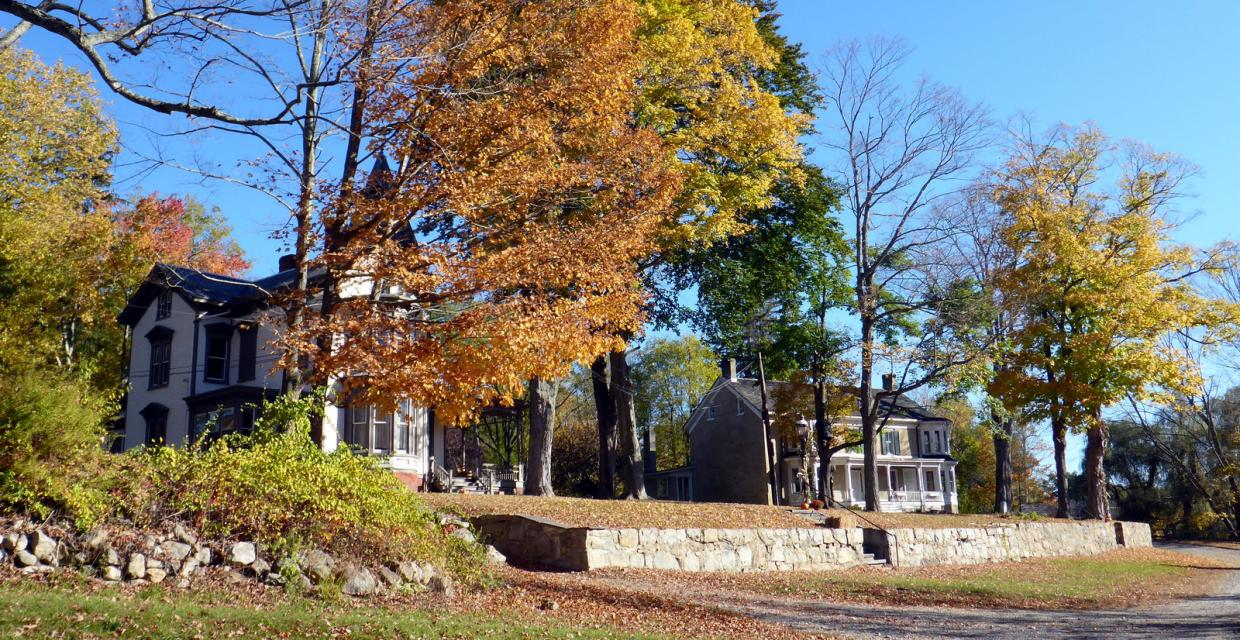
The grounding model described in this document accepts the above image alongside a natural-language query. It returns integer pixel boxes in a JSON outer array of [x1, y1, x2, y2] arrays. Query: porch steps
[[449, 476, 488, 495], [860, 552, 887, 566]]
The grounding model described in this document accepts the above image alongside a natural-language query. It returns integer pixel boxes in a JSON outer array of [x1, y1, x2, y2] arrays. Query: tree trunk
[[812, 363, 828, 502], [992, 410, 1012, 514], [590, 355, 616, 499], [524, 376, 557, 496], [1083, 420, 1109, 520], [611, 349, 647, 499], [859, 315, 879, 512], [1052, 417, 1070, 518]]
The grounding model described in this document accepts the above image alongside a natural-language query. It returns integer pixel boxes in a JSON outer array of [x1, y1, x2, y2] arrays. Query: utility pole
[[757, 353, 780, 506]]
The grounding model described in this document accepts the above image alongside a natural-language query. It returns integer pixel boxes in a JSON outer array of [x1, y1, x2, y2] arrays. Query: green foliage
[[633, 335, 719, 469], [125, 397, 486, 583], [0, 370, 116, 527], [673, 164, 850, 379]]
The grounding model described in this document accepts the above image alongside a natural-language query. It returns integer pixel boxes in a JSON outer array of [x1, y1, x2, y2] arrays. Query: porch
[[783, 455, 958, 513]]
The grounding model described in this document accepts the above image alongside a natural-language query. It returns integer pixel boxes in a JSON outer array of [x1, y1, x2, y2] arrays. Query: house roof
[[118, 263, 289, 326], [722, 377, 950, 424]]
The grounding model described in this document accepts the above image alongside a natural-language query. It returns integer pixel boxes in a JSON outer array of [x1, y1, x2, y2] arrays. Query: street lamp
[[795, 417, 812, 506]]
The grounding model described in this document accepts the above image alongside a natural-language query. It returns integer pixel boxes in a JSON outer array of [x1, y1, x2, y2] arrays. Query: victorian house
[[116, 259, 449, 490]]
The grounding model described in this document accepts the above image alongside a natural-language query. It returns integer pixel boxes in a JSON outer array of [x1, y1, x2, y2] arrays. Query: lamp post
[[795, 417, 812, 506]]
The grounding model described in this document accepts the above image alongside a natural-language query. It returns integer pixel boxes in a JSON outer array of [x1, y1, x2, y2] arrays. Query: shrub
[[0, 370, 118, 527], [124, 391, 489, 586]]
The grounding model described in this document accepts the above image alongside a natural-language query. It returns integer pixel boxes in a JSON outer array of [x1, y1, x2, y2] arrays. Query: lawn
[[0, 568, 811, 640], [424, 493, 1071, 531], [619, 547, 1232, 610]]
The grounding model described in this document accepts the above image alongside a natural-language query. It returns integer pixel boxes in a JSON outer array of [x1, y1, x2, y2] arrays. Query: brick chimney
[[881, 373, 894, 391], [277, 254, 297, 272], [721, 358, 737, 382]]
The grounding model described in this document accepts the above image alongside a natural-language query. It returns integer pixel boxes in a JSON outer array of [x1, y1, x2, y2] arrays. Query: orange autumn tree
[[285, 0, 678, 476], [112, 194, 249, 278]]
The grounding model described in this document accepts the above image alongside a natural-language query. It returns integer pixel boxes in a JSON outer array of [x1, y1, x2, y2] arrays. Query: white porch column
[[916, 462, 925, 508], [843, 464, 853, 505]]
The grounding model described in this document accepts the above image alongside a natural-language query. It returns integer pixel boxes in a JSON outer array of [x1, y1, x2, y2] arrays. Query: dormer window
[[156, 290, 173, 319], [707, 406, 716, 421]]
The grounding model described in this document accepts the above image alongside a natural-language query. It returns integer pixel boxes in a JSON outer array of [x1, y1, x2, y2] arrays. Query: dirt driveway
[[678, 542, 1240, 639]]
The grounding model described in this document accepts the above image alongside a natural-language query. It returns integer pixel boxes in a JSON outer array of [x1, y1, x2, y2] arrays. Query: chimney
[[642, 429, 657, 474], [721, 358, 737, 382], [277, 254, 297, 272], [881, 373, 894, 391]]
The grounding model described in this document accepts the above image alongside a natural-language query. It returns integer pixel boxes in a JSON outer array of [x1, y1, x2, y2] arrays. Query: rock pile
[[0, 518, 463, 597]]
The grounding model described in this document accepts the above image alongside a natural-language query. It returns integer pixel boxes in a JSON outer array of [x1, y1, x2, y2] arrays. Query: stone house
[[655, 359, 959, 512]]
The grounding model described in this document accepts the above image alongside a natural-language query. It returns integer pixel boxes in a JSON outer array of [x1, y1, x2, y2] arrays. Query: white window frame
[[706, 405, 716, 421]]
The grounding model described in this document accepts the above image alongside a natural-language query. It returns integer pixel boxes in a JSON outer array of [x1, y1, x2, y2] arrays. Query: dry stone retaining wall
[[877, 520, 1152, 568], [474, 514, 1152, 571]]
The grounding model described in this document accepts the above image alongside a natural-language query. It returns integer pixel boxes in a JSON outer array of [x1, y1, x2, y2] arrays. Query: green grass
[[752, 550, 1207, 608], [0, 578, 665, 640]]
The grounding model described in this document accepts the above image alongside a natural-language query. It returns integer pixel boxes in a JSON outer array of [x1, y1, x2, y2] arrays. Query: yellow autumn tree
[[0, 47, 117, 380], [990, 124, 1238, 520]]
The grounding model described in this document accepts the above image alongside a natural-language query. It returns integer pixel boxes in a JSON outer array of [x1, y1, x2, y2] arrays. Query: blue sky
[[14, 1, 1240, 473]]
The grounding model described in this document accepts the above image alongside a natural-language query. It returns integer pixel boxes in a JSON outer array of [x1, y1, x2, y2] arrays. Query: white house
[[117, 259, 450, 490]]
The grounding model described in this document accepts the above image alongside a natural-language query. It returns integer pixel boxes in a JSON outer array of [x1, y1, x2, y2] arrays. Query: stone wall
[[475, 514, 866, 572], [878, 520, 1152, 568], [475, 513, 1153, 572]]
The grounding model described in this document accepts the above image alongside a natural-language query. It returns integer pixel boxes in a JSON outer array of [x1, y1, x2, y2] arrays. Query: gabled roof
[[718, 377, 950, 424], [118, 263, 272, 326]]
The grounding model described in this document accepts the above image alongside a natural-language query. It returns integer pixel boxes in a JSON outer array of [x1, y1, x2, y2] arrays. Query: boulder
[[147, 567, 168, 584], [102, 548, 120, 566], [377, 566, 403, 588], [249, 557, 271, 577], [396, 561, 421, 584], [195, 546, 212, 567], [484, 545, 507, 565], [229, 542, 256, 567], [428, 574, 455, 597], [101, 565, 123, 581], [28, 533, 57, 563], [126, 553, 147, 580], [161, 540, 193, 563], [173, 523, 197, 546], [178, 556, 199, 578], [265, 571, 286, 587], [449, 527, 476, 544], [339, 565, 377, 597], [1, 533, 21, 553], [299, 549, 335, 584], [14, 550, 38, 567]]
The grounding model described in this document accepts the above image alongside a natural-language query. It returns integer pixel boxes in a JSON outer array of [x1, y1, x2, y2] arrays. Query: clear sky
[[772, 0, 1240, 470], [13, 1, 1240, 472]]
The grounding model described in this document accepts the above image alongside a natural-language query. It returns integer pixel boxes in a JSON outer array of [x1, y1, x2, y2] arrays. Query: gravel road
[[700, 542, 1240, 639]]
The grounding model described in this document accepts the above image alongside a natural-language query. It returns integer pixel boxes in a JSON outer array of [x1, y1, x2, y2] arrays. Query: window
[[880, 430, 901, 455], [204, 325, 231, 383], [237, 324, 258, 382], [736, 397, 744, 416], [922, 431, 931, 453], [156, 290, 173, 319], [140, 404, 169, 446], [190, 406, 237, 442], [706, 406, 716, 421], [394, 401, 410, 453], [372, 410, 392, 453], [146, 327, 173, 389], [924, 469, 937, 491], [935, 430, 943, 453], [347, 404, 371, 449]]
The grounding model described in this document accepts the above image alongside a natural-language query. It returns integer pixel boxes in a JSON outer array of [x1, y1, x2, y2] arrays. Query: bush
[[123, 392, 489, 586], [0, 370, 117, 527]]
